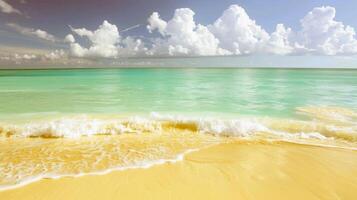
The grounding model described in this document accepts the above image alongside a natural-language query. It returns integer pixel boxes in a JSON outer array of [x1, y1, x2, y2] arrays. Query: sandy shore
[[1, 141, 357, 200]]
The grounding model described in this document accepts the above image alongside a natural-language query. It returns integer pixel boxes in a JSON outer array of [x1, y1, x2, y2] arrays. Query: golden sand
[[1, 141, 356, 200]]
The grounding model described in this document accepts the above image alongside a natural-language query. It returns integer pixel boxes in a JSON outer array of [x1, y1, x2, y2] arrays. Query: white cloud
[[44, 49, 66, 60], [2, 3, 357, 64], [0, 48, 80, 66], [16, 53, 37, 60], [208, 5, 269, 55], [34, 29, 56, 41], [0, 53, 38, 65], [69, 20, 120, 58], [0, 50, 66, 62], [147, 12, 167, 35], [68, 20, 148, 58], [264, 24, 295, 55], [297, 6, 357, 55], [0, 0, 21, 14], [6, 23, 56, 42], [146, 5, 357, 56], [147, 8, 230, 56], [118, 37, 148, 56], [13, 4, 354, 63], [64, 34, 75, 43]]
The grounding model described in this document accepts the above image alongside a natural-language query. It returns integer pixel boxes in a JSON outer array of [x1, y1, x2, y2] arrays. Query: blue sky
[[1, 0, 357, 67]]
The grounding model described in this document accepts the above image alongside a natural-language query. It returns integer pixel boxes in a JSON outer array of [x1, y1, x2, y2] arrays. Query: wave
[[0, 112, 356, 144], [0, 107, 356, 144]]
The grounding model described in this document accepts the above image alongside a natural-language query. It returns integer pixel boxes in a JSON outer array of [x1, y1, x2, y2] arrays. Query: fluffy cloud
[[68, 20, 120, 58], [208, 5, 269, 55], [297, 6, 357, 55], [2, 4, 357, 63], [61, 5, 357, 59], [147, 12, 167, 35], [264, 24, 296, 55], [147, 8, 230, 56], [64, 34, 75, 43], [68, 20, 147, 58], [118, 37, 148, 56], [146, 5, 357, 56], [53, 4, 357, 60], [0, 0, 21, 14], [6, 23, 56, 42]]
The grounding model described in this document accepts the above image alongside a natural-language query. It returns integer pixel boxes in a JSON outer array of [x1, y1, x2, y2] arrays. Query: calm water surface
[[0, 68, 356, 119]]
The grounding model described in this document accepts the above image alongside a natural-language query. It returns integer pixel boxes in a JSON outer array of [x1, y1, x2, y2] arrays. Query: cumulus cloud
[[147, 8, 230, 56], [68, 20, 147, 58], [208, 5, 269, 55], [64, 34, 75, 43], [297, 6, 357, 55], [54, 4, 357, 60], [147, 12, 167, 35], [6, 23, 57, 42], [118, 37, 148, 56], [68, 20, 121, 58], [264, 24, 296, 55], [0, 0, 21, 14], [146, 5, 357, 56], [2, 3, 357, 64]]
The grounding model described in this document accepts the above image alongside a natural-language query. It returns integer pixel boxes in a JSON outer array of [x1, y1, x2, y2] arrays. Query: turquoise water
[[0, 68, 357, 120]]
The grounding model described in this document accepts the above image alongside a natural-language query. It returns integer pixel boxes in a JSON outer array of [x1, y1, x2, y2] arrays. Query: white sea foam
[[0, 148, 199, 191], [0, 112, 356, 143], [150, 112, 268, 137]]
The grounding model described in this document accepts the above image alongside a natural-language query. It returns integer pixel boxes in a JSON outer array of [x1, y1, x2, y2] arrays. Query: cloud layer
[[146, 5, 357, 56], [70, 4, 357, 58], [4, 4, 357, 64]]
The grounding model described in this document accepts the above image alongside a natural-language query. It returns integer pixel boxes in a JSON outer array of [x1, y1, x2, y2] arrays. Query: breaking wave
[[0, 106, 356, 144]]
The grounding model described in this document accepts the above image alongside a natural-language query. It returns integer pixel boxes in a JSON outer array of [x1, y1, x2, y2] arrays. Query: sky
[[1, 0, 357, 67]]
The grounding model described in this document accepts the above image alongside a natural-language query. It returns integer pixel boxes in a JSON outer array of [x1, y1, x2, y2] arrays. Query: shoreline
[[1, 141, 356, 200], [1, 140, 356, 192]]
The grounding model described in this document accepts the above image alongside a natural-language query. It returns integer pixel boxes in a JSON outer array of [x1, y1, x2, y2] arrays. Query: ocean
[[0, 68, 357, 190]]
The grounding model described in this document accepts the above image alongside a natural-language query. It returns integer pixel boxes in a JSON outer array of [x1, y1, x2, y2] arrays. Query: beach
[[2, 0, 357, 198], [1, 141, 356, 200]]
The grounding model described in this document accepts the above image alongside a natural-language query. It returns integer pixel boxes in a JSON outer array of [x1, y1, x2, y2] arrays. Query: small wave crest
[[0, 108, 356, 145]]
